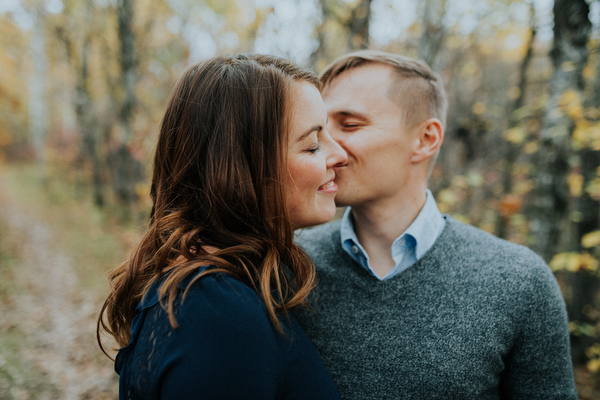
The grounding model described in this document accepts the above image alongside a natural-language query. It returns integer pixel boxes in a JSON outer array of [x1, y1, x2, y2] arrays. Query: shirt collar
[[340, 189, 445, 270], [400, 189, 445, 260]]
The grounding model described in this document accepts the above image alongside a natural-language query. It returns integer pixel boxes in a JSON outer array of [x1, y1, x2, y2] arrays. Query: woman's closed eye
[[308, 143, 322, 154]]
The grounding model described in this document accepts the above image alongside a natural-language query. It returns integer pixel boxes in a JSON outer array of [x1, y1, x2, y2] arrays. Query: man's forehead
[[325, 63, 396, 87], [321, 65, 401, 113]]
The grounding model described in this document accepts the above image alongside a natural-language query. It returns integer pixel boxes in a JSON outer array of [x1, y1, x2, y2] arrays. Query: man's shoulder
[[295, 220, 345, 264], [296, 220, 341, 248], [446, 216, 540, 257], [443, 216, 553, 281]]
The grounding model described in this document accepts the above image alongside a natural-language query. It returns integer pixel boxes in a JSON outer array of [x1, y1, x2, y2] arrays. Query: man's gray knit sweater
[[295, 217, 576, 400]]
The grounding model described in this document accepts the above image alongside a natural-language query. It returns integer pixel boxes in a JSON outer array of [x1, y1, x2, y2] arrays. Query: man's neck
[[351, 189, 427, 278]]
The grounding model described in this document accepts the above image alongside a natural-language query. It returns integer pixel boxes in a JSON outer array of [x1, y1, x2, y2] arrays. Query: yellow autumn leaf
[[466, 172, 484, 188], [549, 252, 579, 272], [135, 183, 150, 199], [513, 180, 533, 195], [579, 253, 599, 272], [508, 86, 521, 100], [573, 121, 600, 149], [502, 127, 526, 144], [586, 178, 600, 200], [569, 106, 584, 120], [587, 358, 600, 373], [450, 213, 470, 224], [451, 175, 469, 189], [438, 189, 458, 206], [561, 61, 576, 72], [572, 125, 590, 147], [582, 231, 600, 248], [567, 173, 584, 197], [570, 211, 583, 223], [523, 141, 539, 154], [479, 222, 495, 234], [585, 344, 600, 358], [560, 89, 580, 105], [437, 203, 450, 214], [583, 64, 596, 79], [472, 102, 486, 115], [559, 89, 584, 119], [585, 107, 600, 119]]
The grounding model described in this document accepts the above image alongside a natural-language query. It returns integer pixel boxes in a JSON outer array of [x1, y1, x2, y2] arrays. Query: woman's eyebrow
[[297, 125, 322, 142]]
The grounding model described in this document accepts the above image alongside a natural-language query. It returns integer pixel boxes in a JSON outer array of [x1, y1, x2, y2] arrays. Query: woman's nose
[[325, 131, 347, 167]]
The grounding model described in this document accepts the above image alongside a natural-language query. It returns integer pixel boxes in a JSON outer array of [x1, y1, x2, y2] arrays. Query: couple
[[98, 51, 577, 399]]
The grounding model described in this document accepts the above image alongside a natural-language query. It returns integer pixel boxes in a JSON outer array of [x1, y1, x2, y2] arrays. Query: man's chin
[[334, 197, 351, 208]]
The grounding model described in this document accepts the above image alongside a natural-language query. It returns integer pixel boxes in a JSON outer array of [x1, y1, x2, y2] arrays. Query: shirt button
[[352, 245, 359, 254]]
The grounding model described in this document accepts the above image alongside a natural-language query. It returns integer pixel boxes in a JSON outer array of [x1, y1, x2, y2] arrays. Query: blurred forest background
[[0, 0, 599, 398]]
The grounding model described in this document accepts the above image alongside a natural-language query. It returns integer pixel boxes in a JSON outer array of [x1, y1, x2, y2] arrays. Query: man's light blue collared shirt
[[340, 190, 446, 281]]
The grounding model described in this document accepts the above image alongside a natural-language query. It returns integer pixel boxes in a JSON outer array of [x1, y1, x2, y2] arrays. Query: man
[[296, 50, 576, 399]]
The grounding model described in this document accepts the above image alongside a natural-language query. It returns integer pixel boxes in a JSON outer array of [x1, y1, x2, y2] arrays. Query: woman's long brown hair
[[97, 54, 320, 357]]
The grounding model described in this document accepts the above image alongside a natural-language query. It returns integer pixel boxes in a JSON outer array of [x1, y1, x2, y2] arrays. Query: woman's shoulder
[[138, 266, 259, 310], [117, 268, 288, 399], [175, 269, 271, 328], [139, 267, 268, 328]]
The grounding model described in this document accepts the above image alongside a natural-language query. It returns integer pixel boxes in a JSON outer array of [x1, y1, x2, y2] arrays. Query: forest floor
[[0, 165, 125, 399]]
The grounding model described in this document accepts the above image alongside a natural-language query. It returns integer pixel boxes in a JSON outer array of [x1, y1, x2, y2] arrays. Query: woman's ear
[[410, 118, 444, 164]]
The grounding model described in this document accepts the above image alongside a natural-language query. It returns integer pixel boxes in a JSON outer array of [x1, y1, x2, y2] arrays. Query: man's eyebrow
[[297, 125, 322, 142], [333, 110, 369, 120]]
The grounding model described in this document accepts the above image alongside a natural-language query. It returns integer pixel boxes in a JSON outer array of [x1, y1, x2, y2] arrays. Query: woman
[[97, 54, 346, 399]]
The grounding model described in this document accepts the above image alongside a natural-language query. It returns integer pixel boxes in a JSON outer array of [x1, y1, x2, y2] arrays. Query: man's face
[[322, 63, 419, 208]]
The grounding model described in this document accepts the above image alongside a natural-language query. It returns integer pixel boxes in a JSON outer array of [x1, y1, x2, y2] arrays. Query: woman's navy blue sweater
[[115, 268, 340, 399]]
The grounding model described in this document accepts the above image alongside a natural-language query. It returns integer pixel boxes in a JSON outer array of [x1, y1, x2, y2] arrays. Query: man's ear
[[410, 118, 444, 163]]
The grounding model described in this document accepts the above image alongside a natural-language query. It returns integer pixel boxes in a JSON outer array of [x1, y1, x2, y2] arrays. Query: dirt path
[[0, 179, 118, 399]]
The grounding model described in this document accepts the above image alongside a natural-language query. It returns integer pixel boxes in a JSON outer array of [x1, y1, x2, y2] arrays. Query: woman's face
[[284, 81, 347, 230]]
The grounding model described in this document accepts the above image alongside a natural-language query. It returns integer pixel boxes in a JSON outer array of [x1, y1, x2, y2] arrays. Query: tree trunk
[[347, 0, 372, 50], [29, 10, 48, 182], [569, 40, 600, 365], [418, 0, 446, 68], [112, 0, 143, 209], [76, 37, 105, 207], [56, 11, 106, 207], [569, 146, 600, 364], [530, 0, 591, 262], [309, 0, 330, 71], [496, 7, 537, 239]]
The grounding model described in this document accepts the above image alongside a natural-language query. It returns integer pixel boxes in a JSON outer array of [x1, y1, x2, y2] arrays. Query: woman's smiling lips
[[317, 178, 338, 193]]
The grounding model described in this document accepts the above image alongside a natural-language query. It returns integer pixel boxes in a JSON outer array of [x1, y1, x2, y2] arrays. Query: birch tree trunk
[[29, 9, 48, 182], [309, 0, 330, 71], [530, 0, 591, 262], [76, 37, 105, 207], [347, 0, 372, 50], [56, 0, 106, 207], [111, 0, 143, 209], [418, 0, 446, 68]]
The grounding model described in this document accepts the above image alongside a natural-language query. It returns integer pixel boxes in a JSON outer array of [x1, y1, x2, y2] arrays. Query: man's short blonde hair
[[320, 50, 448, 130]]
